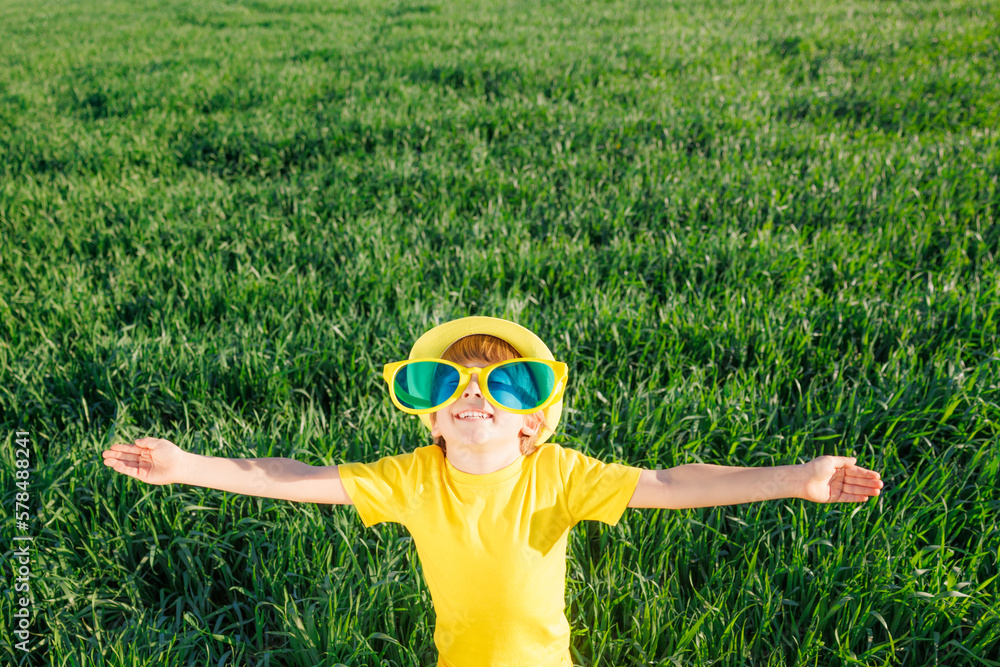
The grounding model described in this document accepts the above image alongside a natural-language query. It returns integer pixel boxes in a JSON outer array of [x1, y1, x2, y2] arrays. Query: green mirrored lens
[[394, 362, 460, 410], [487, 361, 555, 411]]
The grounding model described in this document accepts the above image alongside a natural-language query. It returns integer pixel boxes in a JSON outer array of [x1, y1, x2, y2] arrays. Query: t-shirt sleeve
[[561, 447, 642, 525], [338, 452, 419, 527]]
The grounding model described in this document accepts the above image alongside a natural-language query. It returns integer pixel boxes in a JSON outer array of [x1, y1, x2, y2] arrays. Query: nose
[[463, 374, 484, 398]]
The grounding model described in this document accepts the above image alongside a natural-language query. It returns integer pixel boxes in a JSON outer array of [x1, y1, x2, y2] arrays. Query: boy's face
[[429, 356, 539, 449]]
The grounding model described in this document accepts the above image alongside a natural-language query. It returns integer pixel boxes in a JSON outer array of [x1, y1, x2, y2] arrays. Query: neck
[[443, 439, 522, 475]]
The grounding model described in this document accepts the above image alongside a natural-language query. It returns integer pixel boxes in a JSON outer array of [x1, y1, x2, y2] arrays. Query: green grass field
[[1, 0, 999, 664]]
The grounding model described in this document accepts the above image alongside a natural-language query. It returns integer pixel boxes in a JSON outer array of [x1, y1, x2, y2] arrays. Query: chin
[[446, 430, 495, 446], [442, 422, 507, 445]]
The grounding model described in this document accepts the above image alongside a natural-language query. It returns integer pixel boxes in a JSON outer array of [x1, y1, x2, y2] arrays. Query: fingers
[[850, 474, 883, 487], [835, 472, 883, 502], [101, 442, 149, 480], [101, 439, 163, 461], [841, 493, 877, 502], [828, 456, 879, 472], [841, 481, 881, 496], [831, 457, 883, 483], [844, 468, 883, 493], [102, 451, 139, 466], [102, 441, 152, 458], [102, 446, 141, 464], [102, 447, 138, 464], [103, 455, 141, 480]]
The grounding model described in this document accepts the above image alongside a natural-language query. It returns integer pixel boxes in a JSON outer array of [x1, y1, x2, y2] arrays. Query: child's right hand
[[102, 438, 186, 485]]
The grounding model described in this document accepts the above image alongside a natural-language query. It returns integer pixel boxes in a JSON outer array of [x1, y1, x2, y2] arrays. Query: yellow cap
[[408, 316, 562, 444]]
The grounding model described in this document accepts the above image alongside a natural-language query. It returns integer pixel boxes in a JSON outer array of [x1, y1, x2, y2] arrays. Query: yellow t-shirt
[[338, 443, 642, 667]]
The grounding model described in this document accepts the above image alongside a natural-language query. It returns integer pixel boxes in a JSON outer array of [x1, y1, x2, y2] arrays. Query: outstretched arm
[[627, 455, 882, 509], [102, 437, 353, 505]]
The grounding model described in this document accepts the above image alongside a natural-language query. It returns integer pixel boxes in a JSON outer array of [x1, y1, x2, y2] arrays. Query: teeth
[[457, 411, 490, 419]]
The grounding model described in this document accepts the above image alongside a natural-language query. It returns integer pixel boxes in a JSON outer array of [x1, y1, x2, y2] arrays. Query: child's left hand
[[799, 456, 883, 503]]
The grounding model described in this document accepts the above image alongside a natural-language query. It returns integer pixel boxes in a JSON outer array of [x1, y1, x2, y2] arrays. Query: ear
[[519, 411, 541, 438], [429, 411, 440, 438]]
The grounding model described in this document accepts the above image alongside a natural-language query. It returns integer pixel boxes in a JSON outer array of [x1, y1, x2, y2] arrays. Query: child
[[102, 316, 883, 666]]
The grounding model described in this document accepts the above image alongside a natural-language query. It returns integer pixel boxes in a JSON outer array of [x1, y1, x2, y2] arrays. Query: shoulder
[[411, 444, 446, 471], [363, 445, 444, 465], [409, 444, 445, 461], [341, 445, 445, 479], [527, 442, 596, 475], [528, 442, 569, 465], [530, 443, 641, 480], [531, 443, 604, 465]]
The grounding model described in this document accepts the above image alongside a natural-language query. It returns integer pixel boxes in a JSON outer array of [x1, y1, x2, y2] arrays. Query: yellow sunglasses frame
[[382, 358, 568, 415]]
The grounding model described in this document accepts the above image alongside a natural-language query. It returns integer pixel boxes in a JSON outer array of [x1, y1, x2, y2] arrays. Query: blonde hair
[[431, 334, 550, 456]]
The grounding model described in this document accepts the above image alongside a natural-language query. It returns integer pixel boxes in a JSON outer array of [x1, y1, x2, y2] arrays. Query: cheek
[[495, 412, 525, 431]]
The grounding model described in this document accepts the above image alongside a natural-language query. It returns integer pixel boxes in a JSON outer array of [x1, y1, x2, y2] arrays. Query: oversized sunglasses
[[382, 358, 568, 415]]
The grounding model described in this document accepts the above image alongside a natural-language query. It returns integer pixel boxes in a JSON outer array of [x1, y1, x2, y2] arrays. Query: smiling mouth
[[455, 410, 492, 420]]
